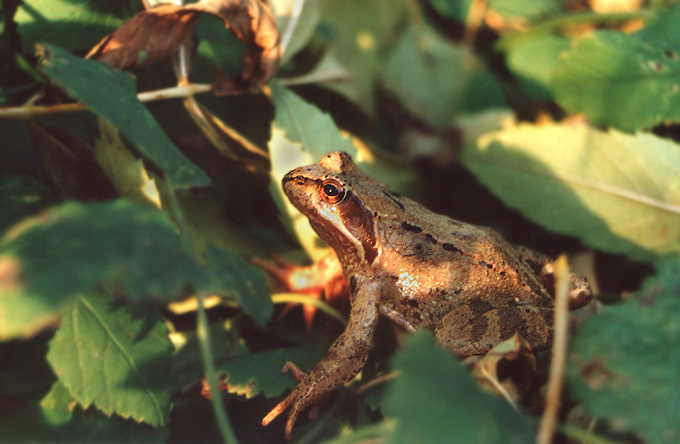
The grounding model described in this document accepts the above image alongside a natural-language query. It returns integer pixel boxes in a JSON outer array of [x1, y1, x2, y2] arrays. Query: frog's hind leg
[[433, 301, 554, 357]]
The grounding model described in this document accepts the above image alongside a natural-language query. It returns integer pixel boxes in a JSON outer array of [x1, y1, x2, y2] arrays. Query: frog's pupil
[[324, 184, 339, 196]]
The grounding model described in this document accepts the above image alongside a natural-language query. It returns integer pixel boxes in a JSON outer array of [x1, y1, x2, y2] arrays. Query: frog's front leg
[[434, 301, 554, 356], [262, 277, 382, 439]]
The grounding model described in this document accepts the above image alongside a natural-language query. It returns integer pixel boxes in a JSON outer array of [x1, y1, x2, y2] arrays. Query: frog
[[263, 151, 591, 438]]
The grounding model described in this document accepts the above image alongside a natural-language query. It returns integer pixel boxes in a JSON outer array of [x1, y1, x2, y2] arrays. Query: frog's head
[[282, 151, 380, 267]]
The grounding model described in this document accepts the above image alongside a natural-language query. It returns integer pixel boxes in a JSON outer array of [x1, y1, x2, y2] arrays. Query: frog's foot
[[253, 252, 348, 330], [262, 362, 322, 439]]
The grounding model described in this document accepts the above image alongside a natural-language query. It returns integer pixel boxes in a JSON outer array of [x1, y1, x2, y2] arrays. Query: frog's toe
[[262, 395, 295, 427], [285, 401, 305, 439]]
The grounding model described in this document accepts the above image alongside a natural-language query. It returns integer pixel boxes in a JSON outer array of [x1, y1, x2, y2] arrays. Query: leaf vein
[[77, 295, 163, 423]]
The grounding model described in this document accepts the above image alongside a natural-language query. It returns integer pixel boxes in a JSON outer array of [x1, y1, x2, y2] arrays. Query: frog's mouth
[[282, 172, 378, 266]]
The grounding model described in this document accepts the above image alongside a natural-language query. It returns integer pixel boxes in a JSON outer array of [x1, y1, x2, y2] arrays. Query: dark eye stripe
[[339, 193, 378, 264]]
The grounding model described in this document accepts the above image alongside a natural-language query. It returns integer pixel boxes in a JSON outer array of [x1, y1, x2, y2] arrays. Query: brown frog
[[263, 151, 591, 438]]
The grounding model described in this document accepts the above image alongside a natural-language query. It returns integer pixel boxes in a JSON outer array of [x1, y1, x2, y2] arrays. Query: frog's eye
[[321, 179, 346, 204]]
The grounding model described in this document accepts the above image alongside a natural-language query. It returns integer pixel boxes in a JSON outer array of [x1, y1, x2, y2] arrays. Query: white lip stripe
[[317, 205, 367, 262]]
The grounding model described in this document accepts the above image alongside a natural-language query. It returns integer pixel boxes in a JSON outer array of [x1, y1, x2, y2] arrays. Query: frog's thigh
[[434, 302, 554, 356]]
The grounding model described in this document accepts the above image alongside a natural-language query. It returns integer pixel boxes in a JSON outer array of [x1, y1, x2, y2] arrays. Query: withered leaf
[[86, 4, 200, 70], [86, 0, 281, 94], [187, 0, 282, 94], [469, 333, 536, 402]]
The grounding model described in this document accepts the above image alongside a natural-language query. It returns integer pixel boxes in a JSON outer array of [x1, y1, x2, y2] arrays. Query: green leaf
[[426, 0, 473, 22], [0, 199, 271, 339], [0, 200, 201, 339], [38, 43, 210, 188], [488, 0, 561, 19], [0, 200, 188, 339], [320, 0, 408, 113], [551, 23, 680, 131], [569, 258, 680, 443], [171, 322, 247, 390], [47, 292, 174, 427], [506, 33, 569, 100], [203, 246, 273, 327], [385, 331, 534, 444], [461, 122, 680, 261], [15, 0, 137, 53], [270, 81, 356, 162], [269, 81, 356, 260], [0, 381, 168, 442], [218, 345, 328, 398], [195, 13, 247, 78], [383, 24, 505, 128], [93, 119, 162, 208], [0, 175, 55, 232]]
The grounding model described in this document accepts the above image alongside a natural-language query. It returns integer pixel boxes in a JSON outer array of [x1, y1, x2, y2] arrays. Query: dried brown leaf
[[86, 4, 200, 69], [187, 0, 281, 94], [86, 0, 281, 94], [470, 333, 536, 402]]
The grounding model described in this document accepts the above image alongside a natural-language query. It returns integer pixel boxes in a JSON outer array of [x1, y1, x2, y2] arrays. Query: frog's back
[[369, 193, 553, 330]]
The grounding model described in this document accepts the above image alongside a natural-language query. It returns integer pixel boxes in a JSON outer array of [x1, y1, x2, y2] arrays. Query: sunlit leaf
[[93, 119, 162, 209], [569, 258, 680, 443], [269, 81, 356, 260], [15, 0, 137, 53], [462, 122, 680, 261]]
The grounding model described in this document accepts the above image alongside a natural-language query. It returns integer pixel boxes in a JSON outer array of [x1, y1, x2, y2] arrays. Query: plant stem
[[271, 292, 348, 325], [280, 0, 305, 57], [165, 179, 238, 444], [537, 255, 570, 444], [197, 290, 239, 444], [0, 83, 213, 119]]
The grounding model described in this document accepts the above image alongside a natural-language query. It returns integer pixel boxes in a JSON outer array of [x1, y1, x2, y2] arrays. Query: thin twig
[[537, 255, 571, 444], [0, 83, 214, 120], [279, 0, 305, 57], [279, 69, 350, 86], [0, 102, 89, 119], [197, 291, 240, 444], [271, 292, 347, 326], [357, 371, 399, 393]]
